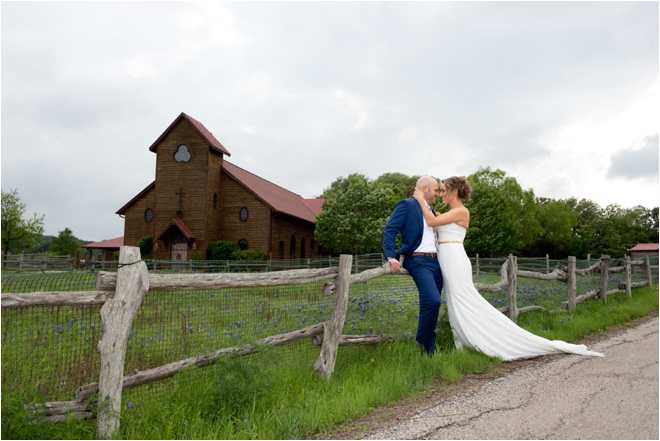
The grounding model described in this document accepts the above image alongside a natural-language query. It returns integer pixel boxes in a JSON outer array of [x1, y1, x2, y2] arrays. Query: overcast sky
[[2, 2, 658, 242]]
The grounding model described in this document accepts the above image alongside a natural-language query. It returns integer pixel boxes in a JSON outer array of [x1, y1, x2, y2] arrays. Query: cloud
[[1, 1, 658, 239], [606, 135, 659, 180]]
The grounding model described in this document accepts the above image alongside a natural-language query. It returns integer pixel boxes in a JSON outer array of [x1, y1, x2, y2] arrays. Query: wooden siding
[[152, 118, 211, 258], [218, 173, 272, 255], [272, 214, 317, 259], [122, 186, 155, 248], [205, 149, 224, 253]]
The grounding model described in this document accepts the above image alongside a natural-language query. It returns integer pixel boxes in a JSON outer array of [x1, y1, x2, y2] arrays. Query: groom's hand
[[388, 258, 401, 274]]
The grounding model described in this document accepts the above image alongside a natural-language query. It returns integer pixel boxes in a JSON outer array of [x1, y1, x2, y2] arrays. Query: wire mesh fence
[[84, 254, 386, 274], [2, 255, 657, 409]]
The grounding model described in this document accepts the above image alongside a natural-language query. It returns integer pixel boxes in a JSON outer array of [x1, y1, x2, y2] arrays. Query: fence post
[[624, 256, 632, 298], [644, 255, 653, 288], [506, 255, 518, 322], [587, 253, 592, 275], [314, 254, 352, 381], [18, 252, 24, 273], [476, 253, 480, 276], [96, 246, 149, 440], [546, 254, 550, 274], [567, 256, 577, 312], [599, 255, 609, 303]]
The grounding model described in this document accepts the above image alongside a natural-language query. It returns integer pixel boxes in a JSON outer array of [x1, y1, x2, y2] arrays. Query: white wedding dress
[[436, 223, 604, 361]]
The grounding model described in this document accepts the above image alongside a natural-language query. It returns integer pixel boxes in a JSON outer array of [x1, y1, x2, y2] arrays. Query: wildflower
[[127, 402, 134, 408], [183, 419, 188, 425], [243, 419, 249, 424]]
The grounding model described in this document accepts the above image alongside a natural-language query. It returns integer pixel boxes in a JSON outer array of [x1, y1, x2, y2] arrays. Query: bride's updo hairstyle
[[442, 176, 472, 201]]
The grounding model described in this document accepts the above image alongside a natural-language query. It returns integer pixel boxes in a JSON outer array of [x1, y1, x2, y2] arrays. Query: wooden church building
[[117, 112, 324, 261]]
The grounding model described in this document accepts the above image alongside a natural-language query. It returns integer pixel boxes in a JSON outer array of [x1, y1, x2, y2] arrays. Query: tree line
[[4, 170, 658, 263], [314, 167, 659, 259]]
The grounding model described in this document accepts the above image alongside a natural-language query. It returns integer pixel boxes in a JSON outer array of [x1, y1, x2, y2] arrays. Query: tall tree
[[463, 167, 541, 257], [315, 176, 399, 255], [1, 189, 45, 262], [374, 172, 420, 199], [49, 228, 81, 256], [316, 173, 370, 199], [523, 199, 578, 258]]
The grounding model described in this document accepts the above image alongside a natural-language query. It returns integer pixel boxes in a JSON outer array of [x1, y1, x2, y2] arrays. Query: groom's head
[[416, 176, 440, 205]]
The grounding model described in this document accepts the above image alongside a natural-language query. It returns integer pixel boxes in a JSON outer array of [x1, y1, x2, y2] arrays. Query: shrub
[[230, 249, 268, 261], [138, 236, 153, 258], [207, 241, 239, 261], [189, 251, 204, 261]]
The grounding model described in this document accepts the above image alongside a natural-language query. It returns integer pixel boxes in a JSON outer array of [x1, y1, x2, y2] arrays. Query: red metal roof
[[630, 243, 659, 251], [222, 161, 319, 223], [302, 198, 326, 216], [148, 112, 231, 157], [156, 218, 196, 241], [81, 236, 124, 249]]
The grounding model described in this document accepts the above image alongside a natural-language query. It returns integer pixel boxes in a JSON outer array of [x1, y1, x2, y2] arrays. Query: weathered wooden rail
[[2, 249, 655, 437]]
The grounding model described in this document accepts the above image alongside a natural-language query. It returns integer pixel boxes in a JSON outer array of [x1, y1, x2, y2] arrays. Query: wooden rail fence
[[1, 248, 655, 438]]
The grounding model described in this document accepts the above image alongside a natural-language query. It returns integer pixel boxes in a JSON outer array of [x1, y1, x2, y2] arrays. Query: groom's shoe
[[415, 339, 435, 357]]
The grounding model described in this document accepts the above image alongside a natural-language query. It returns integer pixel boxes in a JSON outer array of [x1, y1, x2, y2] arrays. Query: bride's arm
[[413, 189, 468, 227]]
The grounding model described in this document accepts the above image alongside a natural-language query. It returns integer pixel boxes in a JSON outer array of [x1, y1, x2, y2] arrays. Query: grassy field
[[1, 269, 658, 440]]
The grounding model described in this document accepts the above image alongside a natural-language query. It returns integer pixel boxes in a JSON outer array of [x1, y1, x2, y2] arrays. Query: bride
[[412, 177, 603, 361]]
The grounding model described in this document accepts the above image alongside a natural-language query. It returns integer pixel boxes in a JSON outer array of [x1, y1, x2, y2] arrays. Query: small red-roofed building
[[117, 112, 324, 260], [81, 236, 124, 261], [630, 243, 659, 260]]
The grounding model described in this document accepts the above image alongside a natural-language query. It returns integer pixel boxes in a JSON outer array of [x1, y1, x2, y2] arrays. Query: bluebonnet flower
[[126, 402, 134, 408]]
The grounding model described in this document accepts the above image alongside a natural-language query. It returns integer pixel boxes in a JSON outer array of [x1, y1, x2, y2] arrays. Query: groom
[[383, 176, 443, 355]]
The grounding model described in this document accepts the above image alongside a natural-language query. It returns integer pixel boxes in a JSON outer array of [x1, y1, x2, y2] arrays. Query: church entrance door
[[171, 231, 188, 261]]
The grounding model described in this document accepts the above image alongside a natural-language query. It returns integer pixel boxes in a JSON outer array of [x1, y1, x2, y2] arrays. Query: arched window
[[290, 234, 296, 259], [239, 207, 248, 222], [238, 239, 248, 250], [145, 208, 154, 222], [300, 237, 306, 259]]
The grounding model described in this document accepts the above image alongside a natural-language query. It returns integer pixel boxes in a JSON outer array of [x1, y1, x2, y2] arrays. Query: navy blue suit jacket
[[383, 198, 426, 260]]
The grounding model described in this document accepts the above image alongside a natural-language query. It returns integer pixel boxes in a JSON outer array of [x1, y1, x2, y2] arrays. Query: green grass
[[2, 284, 657, 440]]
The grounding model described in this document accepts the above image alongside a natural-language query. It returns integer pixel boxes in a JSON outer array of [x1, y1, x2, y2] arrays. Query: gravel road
[[367, 316, 659, 440]]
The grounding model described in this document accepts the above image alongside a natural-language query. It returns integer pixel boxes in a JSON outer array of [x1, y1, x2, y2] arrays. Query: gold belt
[[437, 241, 463, 245]]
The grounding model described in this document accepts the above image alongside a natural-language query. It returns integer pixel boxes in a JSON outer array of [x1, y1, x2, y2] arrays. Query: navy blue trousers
[[403, 256, 444, 354]]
